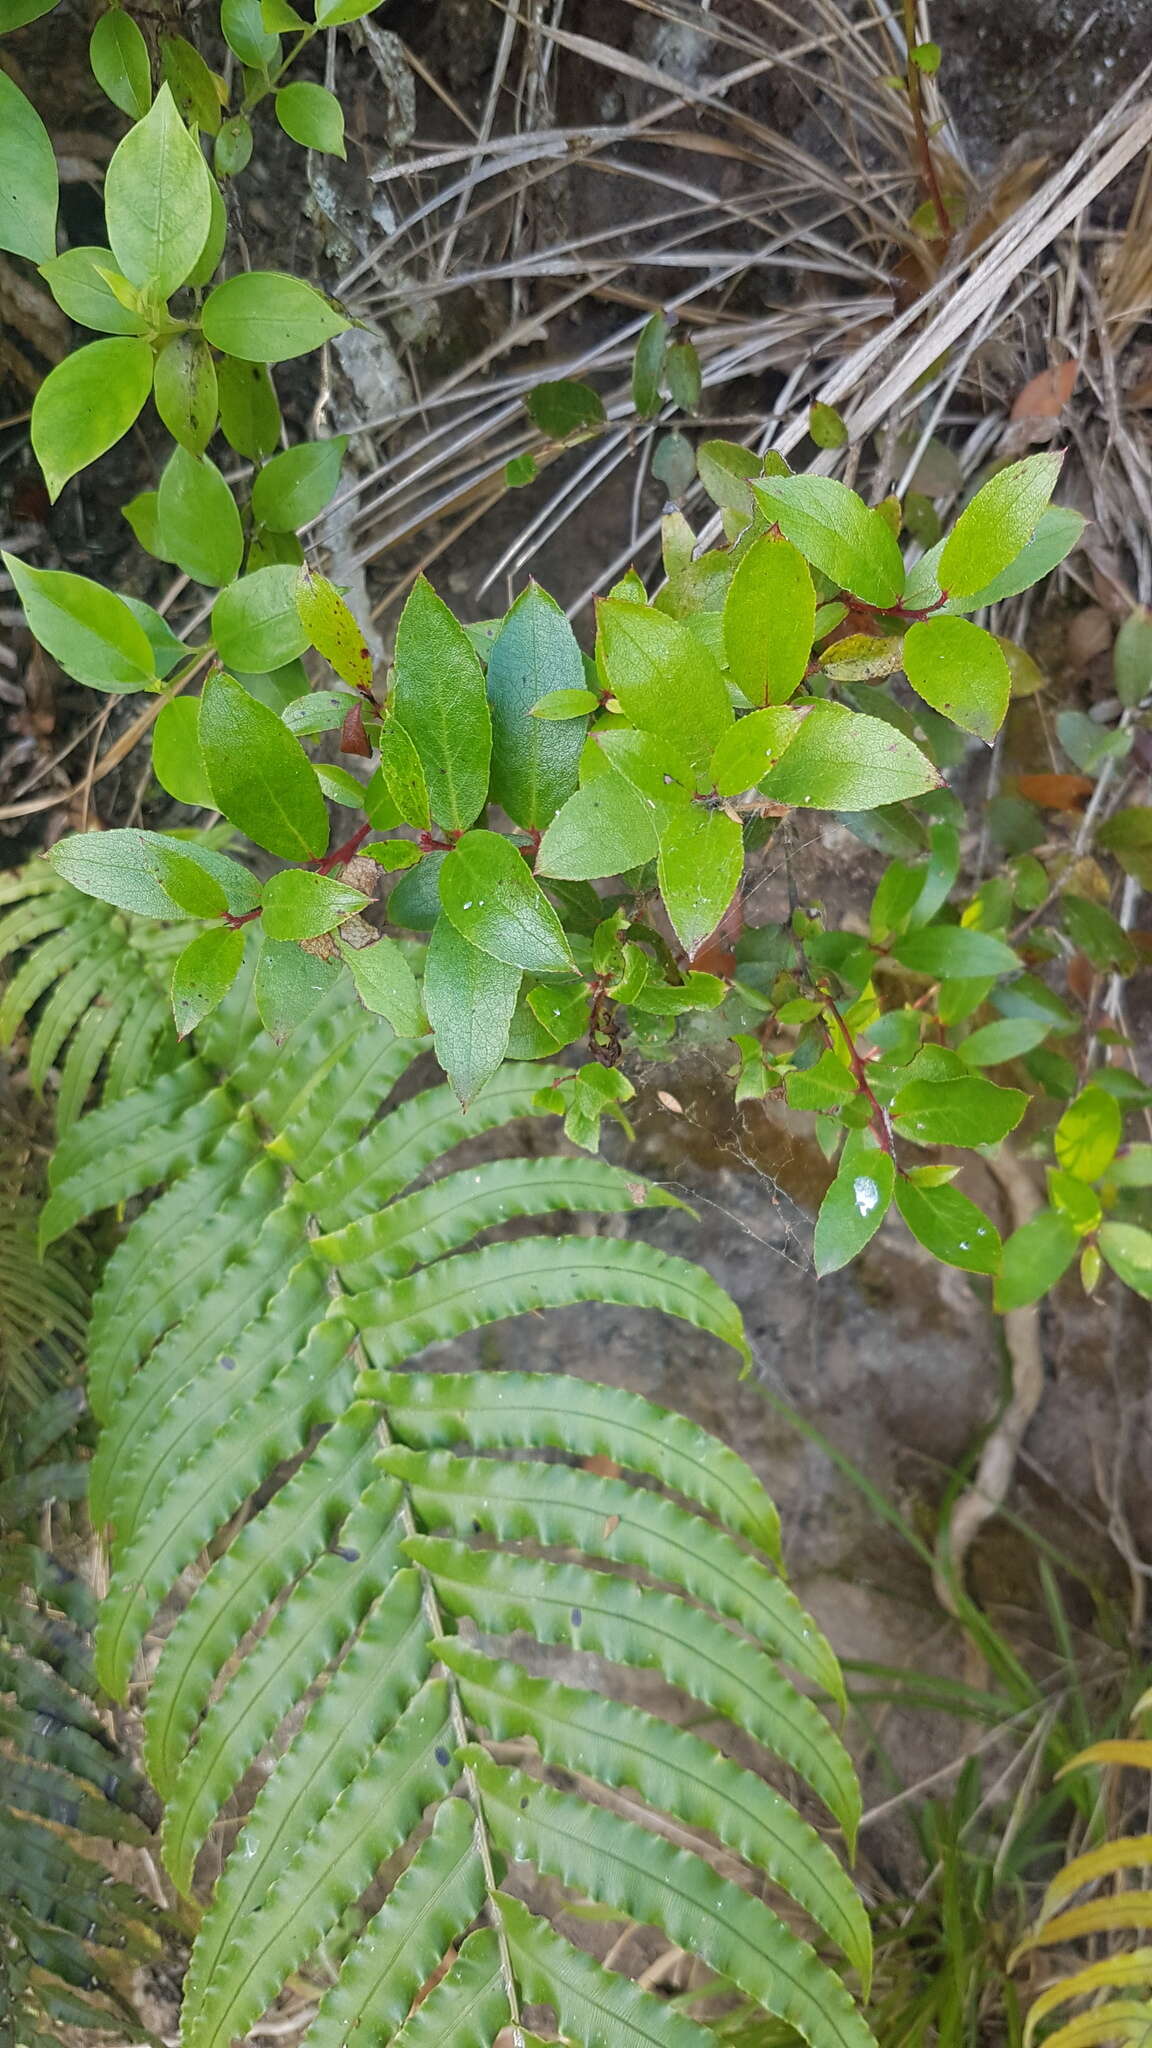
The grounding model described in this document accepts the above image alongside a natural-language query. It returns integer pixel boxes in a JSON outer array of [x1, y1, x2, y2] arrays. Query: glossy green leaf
[[89, 10, 152, 119], [902, 616, 1011, 742], [723, 534, 816, 705], [212, 566, 311, 670], [813, 1145, 894, 1275], [753, 475, 905, 609], [275, 80, 345, 156], [710, 707, 805, 796], [439, 829, 573, 972], [157, 447, 244, 588], [170, 926, 246, 1039], [894, 1175, 1000, 1273], [486, 584, 587, 827], [0, 74, 57, 264], [198, 668, 328, 860], [423, 914, 520, 1105], [536, 771, 659, 879], [1098, 1222, 1152, 1298], [152, 698, 211, 806], [32, 335, 153, 503], [995, 1208, 1080, 1310], [530, 686, 599, 720], [598, 598, 731, 778], [153, 333, 218, 457], [202, 271, 350, 362], [891, 925, 1019, 979], [1054, 1085, 1122, 1183], [261, 870, 368, 940], [938, 452, 1063, 599], [217, 356, 281, 458], [759, 703, 940, 809], [892, 1073, 1027, 1148], [251, 437, 347, 533], [392, 576, 491, 830], [38, 245, 148, 334], [104, 83, 213, 299], [295, 564, 371, 689], [657, 805, 741, 959], [3, 552, 156, 691]]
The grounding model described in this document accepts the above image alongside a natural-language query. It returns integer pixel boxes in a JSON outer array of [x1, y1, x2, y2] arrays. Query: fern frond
[[56, 970, 871, 2046]]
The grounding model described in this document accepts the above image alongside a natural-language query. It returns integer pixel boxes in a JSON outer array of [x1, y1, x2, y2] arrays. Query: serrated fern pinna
[[44, 966, 874, 2048]]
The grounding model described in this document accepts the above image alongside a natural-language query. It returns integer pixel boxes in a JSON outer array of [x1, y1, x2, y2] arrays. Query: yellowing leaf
[[296, 564, 372, 689]]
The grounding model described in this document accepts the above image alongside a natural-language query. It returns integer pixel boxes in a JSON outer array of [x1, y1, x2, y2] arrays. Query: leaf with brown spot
[[296, 563, 373, 690]]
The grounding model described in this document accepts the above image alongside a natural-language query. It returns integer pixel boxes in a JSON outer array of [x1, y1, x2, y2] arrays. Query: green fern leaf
[[41, 1067, 232, 1247], [499, 1891, 717, 2048], [388, 1927, 509, 2048]]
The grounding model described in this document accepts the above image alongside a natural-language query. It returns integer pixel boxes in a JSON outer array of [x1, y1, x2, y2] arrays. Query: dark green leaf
[[198, 668, 328, 860], [439, 830, 573, 972], [486, 584, 586, 828], [253, 933, 338, 1040], [153, 333, 218, 457], [1114, 606, 1152, 709], [424, 914, 520, 1105], [1061, 894, 1136, 973], [160, 33, 222, 133], [891, 925, 1019, 978], [892, 1073, 1027, 1148], [170, 925, 246, 1039], [220, 0, 277, 66], [894, 1176, 1000, 1273], [814, 1140, 895, 1275], [665, 339, 701, 410], [955, 1017, 1049, 1066], [152, 698, 212, 806], [217, 357, 281, 458], [657, 805, 742, 960], [391, 576, 491, 830], [525, 379, 605, 439], [631, 312, 667, 417], [809, 402, 848, 449]]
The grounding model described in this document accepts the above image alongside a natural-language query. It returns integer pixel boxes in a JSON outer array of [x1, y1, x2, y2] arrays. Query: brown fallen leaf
[[1011, 358, 1079, 420], [1012, 772, 1094, 811]]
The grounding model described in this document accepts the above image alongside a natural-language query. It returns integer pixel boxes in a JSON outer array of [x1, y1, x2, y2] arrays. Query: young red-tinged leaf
[[152, 698, 212, 807], [995, 1208, 1079, 1310], [339, 935, 425, 1037], [723, 535, 815, 706], [201, 271, 350, 363], [902, 616, 1010, 743], [535, 774, 659, 881], [891, 925, 1019, 979], [31, 337, 153, 503], [710, 707, 805, 797], [261, 869, 368, 940], [892, 1074, 1028, 1148], [1098, 1221, 1152, 1298], [1054, 1084, 1122, 1183], [530, 688, 600, 720], [657, 805, 743, 960], [217, 356, 281, 458], [153, 333, 218, 458], [253, 933, 338, 1041], [525, 379, 605, 439], [2, 553, 156, 692], [104, 84, 213, 300], [0, 73, 58, 266], [424, 913, 521, 1106], [938, 451, 1064, 600], [753, 475, 905, 609], [338, 700, 370, 757], [274, 80, 346, 157], [814, 1139, 895, 1275], [157, 446, 244, 589], [439, 829, 573, 973], [894, 1176, 1000, 1274], [392, 577, 492, 830], [170, 925, 246, 1039], [758, 703, 940, 809], [212, 566, 311, 670], [631, 312, 668, 418], [253, 437, 347, 533], [955, 1017, 1050, 1067], [198, 668, 328, 861], [597, 599, 731, 779], [295, 564, 371, 689], [487, 585, 587, 828]]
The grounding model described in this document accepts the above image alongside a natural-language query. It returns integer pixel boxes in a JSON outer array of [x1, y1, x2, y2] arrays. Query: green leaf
[[892, 1073, 1027, 1148], [187, 172, 227, 286], [723, 535, 816, 705], [665, 339, 701, 410], [1054, 1085, 1122, 1183], [995, 1208, 1079, 1310], [504, 452, 536, 487], [274, 80, 345, 157], [253, 932, 338, 1039], [753, 475, 905, 609], [902, 616, 1010, 742], [697, 438, 763, 514], [201, 271, 350, 362], [530, 687, 599, 720], [30, 336, 152, 503], [89, 10, 152, 119], [295, 564, 372, 689], [152, 833, 262, 914], [38, 245, 147, 334], [152, 698, 212, 806], [759, 703, 940, 808], [1098, 1222, 1152, 1299], [1113, 606, 1152, 709], [391, 576, 491, 830], [598, 598, 731, 779], [657, 805, 742, 959], [710, 707, 805, 797], [813, 1144, 894, 1275], [160, 33, 223, 134], [220, 0, 277, 66], [525, 378, 605, 439], [261, 870, 368, 940], [439, 829, 573, 972], [46, 830, 187, 918], [198, 668, 328, 860], [212, 565, 311, 670], [170, 925, 245, 1039], [1105, 1145, 1152, 1188], [956, 1017, 1049, 1066], [894, 1176, 1000, 1273], [502, 1895, 715, 2048], [153, 333, 218, 457], [1046, 1167, 1101, 1233], [1061, 893, 1136, 973], [486, 584, 587, 828], [369, 720, 430, 831], [313, 0, 387, 24], [0, 72, 56, 262], [211, 110, 252, 177], [2, 552, 156, 691], [339, 936, 424, 1037], [631, 311, 667, 417], [891, 925, 1019, 978], [809, 400, 848, 448], [938, 452, 1063, 600], [218, 356, 281, 458], [104, 83, 213, 300], [252, 437, 347, 532], [536, 772, 658, 880], [784, 1051, 854, 1113], [156, 446, 244, 588], [0, 0, 62, 32], [424, 914, 520, 1105]]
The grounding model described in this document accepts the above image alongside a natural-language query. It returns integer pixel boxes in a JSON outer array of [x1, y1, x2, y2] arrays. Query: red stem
[[316, 821, 372, 875]]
